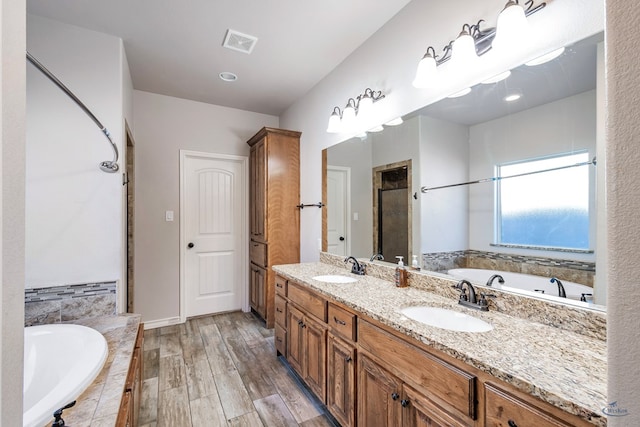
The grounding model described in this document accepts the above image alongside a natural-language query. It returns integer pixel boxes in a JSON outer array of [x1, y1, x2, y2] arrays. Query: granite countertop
[[273, 262, 607, 426], [47, 314, 141, 427]]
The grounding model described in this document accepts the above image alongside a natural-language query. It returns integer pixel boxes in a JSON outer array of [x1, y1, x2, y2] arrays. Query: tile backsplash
[[25, 282, 117, 326]]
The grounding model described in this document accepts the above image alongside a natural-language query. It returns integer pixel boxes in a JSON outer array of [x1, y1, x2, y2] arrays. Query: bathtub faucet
[[52, 400, 76, 426], [550, 277, 567, 298], [486, 274, 504, 287]]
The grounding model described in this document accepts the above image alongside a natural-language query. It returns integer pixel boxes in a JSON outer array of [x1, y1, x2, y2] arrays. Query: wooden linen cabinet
[[247, 127, 300, 328]]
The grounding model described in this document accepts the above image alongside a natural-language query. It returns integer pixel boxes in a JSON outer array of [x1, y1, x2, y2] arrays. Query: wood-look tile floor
[[140, 311, 338, 427]]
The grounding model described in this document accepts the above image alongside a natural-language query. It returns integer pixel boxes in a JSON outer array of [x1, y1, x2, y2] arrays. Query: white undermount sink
[[312, 275, 358, 284], [400, 306, 493, 332]]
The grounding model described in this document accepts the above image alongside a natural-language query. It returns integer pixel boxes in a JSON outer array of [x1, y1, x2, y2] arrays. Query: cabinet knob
[[508, 421, 518, 427], [339, 236, 345, 241], [344, 356, 353, 363], [401, 399, 410, 408], [391, 392, 399, 401]]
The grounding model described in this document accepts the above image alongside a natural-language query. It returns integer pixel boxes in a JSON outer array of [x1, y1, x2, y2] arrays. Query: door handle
[[339, 236, 345, 241], [187, 242, 194, 249]]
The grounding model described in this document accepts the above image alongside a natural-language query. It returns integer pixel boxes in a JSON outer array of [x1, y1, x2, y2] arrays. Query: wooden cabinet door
[[358, 353, 403, 427], [304, 314, 327, 403], [286, 304, 305, 377], [327, 333, 356, 427], [249, 140, 266, 240], [402, 384, 468, 427], [249, 265, 266, 317]]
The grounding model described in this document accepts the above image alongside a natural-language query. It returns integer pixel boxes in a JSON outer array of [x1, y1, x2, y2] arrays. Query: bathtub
[[23, 324, 108, 427], [447, 268, 593, 301]]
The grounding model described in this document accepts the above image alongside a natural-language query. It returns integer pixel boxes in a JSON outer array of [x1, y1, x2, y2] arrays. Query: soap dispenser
[[411, 254, 420, 270], [395, 256, 408, 288]]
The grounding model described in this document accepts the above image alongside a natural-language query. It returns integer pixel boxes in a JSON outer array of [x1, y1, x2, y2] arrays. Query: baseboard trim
[[143, 316, 182, 330]]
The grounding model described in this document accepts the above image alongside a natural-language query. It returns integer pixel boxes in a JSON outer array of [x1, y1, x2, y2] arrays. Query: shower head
[[99, 161, 119, 173]]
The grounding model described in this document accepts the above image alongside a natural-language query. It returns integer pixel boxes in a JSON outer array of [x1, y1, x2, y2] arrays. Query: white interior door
[[181, 151, 247, 319], [327, 167, 350, 256]]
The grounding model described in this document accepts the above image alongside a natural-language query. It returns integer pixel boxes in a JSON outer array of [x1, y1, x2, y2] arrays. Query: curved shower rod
[[26, 52, 119, 173]]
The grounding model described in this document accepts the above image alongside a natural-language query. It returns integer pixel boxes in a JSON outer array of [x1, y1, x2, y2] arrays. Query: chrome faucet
[[486, 274, 504, 287], [369, 253, 384, 262], [550, 277, 567, 298], [452, 279, 494, 311], [344, 256, 366, 275]]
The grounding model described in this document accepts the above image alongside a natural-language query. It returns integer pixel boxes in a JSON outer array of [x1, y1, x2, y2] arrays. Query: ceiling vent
[[222, 29, 258, 54]]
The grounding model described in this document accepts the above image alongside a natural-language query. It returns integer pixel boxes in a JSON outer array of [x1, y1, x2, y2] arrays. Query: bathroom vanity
[[273, 261, 606, 427]]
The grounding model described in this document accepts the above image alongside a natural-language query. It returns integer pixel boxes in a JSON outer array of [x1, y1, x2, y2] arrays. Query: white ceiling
[[26, 0, 413, 116]]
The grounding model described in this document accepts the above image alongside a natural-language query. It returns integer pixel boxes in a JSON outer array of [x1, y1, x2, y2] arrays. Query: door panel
[[327, 167, 349, 256], [183, 153, 246, 318]]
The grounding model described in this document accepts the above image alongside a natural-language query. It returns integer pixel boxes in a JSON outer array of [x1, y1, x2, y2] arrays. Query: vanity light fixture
[[326, 88, 385, 133], [481, 70, 512, 84], [448, 87, 472, 98], [412, 0, 546, 89], [525, 46, 565, 66]]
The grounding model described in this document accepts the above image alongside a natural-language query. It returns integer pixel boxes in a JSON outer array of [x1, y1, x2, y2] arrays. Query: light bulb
[[341, 100, 357, 133], [413, 51, 437, 88], [326, 108, 342, 133], [452, 28, 477, 68], [493, 1, 530, 53], [358, 94, 373, 119]]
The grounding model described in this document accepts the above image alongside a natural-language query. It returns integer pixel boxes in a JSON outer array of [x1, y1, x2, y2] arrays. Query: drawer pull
[[508, 421, 518, 427], [344, 356, 353, 363], [276, 337, 282, 343], [276, 283, 283, 288], [401, 399, 410, 408], [276, 308, 283, 313], [391, 392, 399, 401], [333, 316, 347, 326]]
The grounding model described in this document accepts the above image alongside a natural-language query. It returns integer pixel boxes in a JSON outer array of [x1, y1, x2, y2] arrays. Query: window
[[496, 152, 590, 250]]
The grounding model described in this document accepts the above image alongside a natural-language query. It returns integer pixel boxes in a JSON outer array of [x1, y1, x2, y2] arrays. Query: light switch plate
[[165, 210, 174, 222]]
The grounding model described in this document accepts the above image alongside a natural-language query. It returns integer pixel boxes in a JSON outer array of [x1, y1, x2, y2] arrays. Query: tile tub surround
[[321, 252, 606, 341], [47, 314, 142, 427], [25, 282, 117, 326], [274, 262, 607, 426]]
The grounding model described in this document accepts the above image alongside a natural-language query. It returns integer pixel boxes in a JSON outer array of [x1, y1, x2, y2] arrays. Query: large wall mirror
[[322, 31, 605, 311]]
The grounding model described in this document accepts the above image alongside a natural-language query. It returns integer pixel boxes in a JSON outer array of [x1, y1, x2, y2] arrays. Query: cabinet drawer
[[288, 281, 327, 322], [275, 294, 287, 327], [275, 276, 288, 296], [250, 240, 267, 267], [485, 382, 574, 427], [275, 323, 287, 356], [328, 303, 356, 341], [358, 319, 476, 420]]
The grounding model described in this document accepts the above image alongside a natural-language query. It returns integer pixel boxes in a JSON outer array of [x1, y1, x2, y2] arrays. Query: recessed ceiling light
[[219, 72, 238, 82], [525, 47, 565, 66], [504, 93, 522, 102], [385, 117, 404, 126], [481, 70, 511, 84], [448, 87, 471, 98]]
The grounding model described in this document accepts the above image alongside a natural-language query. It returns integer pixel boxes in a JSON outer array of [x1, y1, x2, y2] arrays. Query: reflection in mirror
[[322, 32, 605, 310]]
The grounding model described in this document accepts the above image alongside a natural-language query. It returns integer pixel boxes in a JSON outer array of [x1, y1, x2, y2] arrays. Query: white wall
[[606, 0, 640, 424], [280, 0, 604, 263], [26, 15, 128, 288], [0, 0, 26, 423], [327, 137, 373, 257], [133, 90, 278, 324], [419, 116, 469, 253], [468, 90, 597, 262]]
